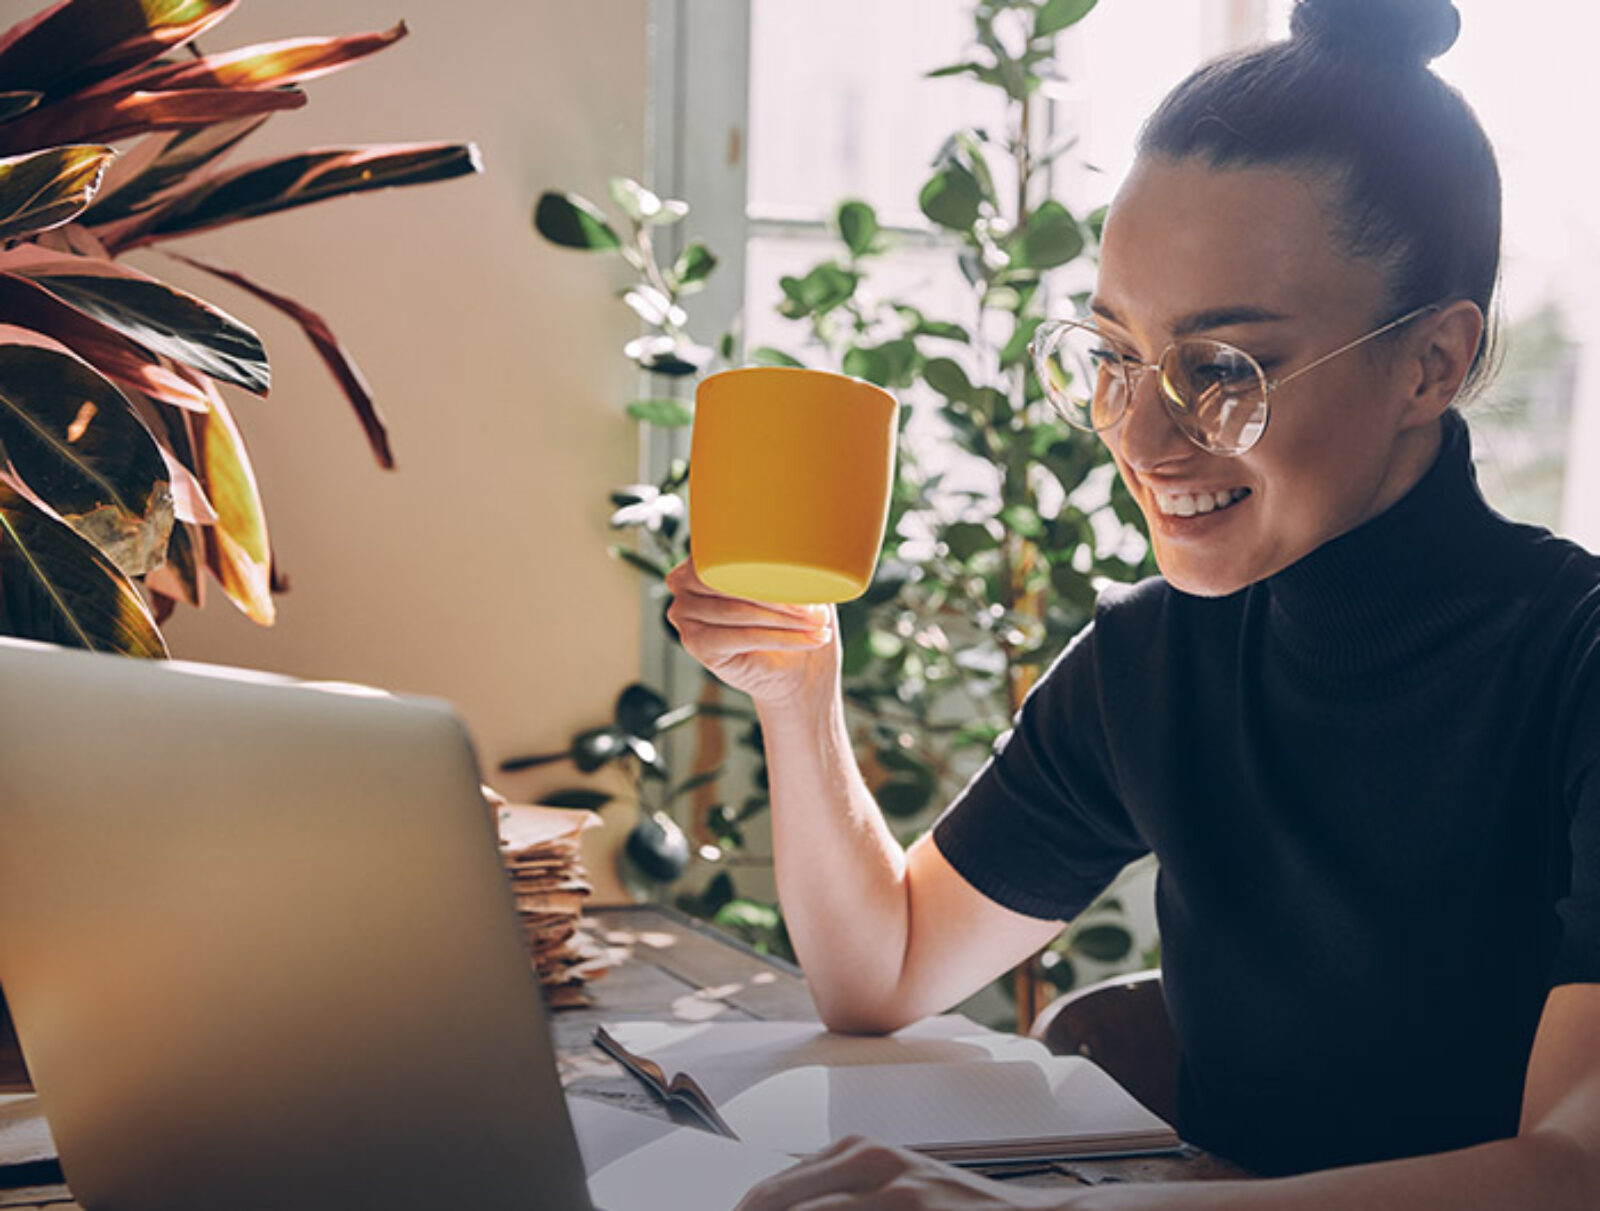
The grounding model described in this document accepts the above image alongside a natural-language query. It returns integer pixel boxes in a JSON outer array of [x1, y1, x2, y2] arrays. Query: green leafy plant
[[528, 0, 1156, 1019], [0, 0, 480, 655]]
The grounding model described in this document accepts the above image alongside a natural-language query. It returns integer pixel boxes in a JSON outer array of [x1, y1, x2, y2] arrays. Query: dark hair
[[1138, 0, 1500, 389]]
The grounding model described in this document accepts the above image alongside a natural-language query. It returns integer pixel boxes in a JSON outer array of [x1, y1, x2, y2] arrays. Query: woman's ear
[[1401, 300, 1484, 426]]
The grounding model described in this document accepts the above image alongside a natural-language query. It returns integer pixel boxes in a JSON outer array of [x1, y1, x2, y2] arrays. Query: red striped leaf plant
[[0, 0, 482, 654]]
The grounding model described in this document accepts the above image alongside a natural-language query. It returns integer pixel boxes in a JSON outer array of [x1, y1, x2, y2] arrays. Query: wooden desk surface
[[0, 904, 1247, 1208]]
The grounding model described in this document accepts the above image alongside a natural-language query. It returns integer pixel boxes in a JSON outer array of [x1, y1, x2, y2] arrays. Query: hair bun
[[1291, 0, 1460, 68]]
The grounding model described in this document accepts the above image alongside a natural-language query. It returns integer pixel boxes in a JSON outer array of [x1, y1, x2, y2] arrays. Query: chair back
[[1028, 969, 1178, 1126]]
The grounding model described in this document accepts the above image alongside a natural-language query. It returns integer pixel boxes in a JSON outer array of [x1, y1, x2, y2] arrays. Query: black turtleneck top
[[931, 410, 1600, 1177]]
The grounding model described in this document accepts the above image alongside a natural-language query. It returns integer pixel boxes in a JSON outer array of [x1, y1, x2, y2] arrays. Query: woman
[[666, 1, 1600, 1206]]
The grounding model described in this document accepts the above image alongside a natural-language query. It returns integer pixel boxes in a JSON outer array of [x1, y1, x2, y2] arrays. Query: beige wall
[[156, 0, 649, 802]]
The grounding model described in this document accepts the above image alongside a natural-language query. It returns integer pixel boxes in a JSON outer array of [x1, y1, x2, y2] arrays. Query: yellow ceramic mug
[[688, 366, 898, 604]]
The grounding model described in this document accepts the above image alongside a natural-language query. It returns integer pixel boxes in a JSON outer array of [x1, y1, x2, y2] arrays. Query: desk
[[0, 904, 1247, 1208]]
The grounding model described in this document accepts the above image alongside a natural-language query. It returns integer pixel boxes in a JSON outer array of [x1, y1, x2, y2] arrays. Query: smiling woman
[[664, 1, 1600, 1209]]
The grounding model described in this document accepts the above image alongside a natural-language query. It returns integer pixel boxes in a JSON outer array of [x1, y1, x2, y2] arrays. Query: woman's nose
[[1106, 365, 1192, 469]]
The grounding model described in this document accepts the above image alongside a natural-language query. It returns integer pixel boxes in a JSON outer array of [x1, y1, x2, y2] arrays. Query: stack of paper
[[496, 802, 613, 1007]]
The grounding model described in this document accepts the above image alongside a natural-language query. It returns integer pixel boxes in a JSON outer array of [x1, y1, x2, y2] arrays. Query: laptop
[[0, 637, 597, 1210]]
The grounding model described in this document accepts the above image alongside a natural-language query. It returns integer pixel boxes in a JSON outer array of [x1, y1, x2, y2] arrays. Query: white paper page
[[717, 1056, 1170, 1156], [584, 1115, 796, 1211], [1042, 1058, 1174, 1134], [602, 1015, 1049, 1108], [565, 1097, 681, 1175], [0, 1094, 56, 1168]]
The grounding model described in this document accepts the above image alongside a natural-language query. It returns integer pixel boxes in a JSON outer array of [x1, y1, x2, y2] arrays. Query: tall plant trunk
[[1007, 86, 1051, 1036], [1006, 537, 1049, 1032]]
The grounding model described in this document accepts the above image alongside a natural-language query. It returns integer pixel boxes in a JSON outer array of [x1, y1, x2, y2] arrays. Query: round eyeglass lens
[[1159, 340, 1268, 455], [1031, 321, 1131, 432]]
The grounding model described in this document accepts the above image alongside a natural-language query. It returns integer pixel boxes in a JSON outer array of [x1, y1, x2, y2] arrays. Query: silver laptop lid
[[0, 639, 593, 1211]]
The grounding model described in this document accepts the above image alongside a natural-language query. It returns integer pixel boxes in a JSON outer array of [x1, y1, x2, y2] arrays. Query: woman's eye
[[1089, 346, 1135, 369], [1192, 358, 1254, 387]]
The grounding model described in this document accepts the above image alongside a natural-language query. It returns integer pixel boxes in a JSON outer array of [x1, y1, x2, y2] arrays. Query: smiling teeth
[[1155, 487, 1251, 517]]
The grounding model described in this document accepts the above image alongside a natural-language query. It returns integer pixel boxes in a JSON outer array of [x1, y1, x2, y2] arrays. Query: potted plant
[[0, 0, 480, 1089], [0, 0, 480, 656]]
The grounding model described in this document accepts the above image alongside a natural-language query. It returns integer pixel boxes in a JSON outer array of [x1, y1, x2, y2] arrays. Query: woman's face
[[1092, 156, 1444, 597]]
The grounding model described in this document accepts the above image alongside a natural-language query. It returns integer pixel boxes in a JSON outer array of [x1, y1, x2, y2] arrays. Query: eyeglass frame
[[1027, 302, 1441, 457]]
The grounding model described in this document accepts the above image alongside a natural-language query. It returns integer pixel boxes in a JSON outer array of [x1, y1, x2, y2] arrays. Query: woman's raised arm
[[665, 558, 1062, 1032]]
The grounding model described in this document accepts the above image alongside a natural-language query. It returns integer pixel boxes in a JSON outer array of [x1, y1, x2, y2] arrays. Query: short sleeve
[[930, 621, 1149, 921]]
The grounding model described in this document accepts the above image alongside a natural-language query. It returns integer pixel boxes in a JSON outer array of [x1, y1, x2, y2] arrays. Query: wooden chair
[[0, 987, 30, 1092], [1028, 969, 1178, 1126]]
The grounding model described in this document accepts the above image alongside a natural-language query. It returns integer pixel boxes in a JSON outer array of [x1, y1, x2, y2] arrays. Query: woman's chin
[[1152, 551, 1256, 599]]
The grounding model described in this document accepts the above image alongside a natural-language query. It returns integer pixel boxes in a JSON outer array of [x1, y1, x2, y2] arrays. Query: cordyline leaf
[[181, 371, 272, 623], [0, 270, 208, 412], [0, 92, 40, 123], [124, 385, 212, 524], [171, 251, 392, 468], [0, 144, 113, 242], [0, 477, 166, 656], [0, 327, 173, 577], [153, 440, 213, 524], [143, 515, 202, 607], [115, 23, 408, 93], [0, 0, 237, 101], [113, 141, 483, 250], [14, 257, 269, 394], [83, 114, 266, 226], [0, 84, 305, 157]]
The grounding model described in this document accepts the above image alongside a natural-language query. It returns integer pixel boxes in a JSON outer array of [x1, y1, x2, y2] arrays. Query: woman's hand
[[664, 558, 840, 710], [735, 1137, 1075, 1210]]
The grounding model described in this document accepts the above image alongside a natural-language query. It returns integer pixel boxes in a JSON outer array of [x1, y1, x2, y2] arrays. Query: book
[[568, 1096, 796, 1211], [594, 1014, 1181, 1165]]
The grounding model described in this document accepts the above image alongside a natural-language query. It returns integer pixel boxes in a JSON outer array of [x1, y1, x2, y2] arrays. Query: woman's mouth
[[1152, 486, 1252, 518]]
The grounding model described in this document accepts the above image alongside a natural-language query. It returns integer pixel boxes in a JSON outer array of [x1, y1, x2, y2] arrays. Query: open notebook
[[595, 1014, 1181, 1165]]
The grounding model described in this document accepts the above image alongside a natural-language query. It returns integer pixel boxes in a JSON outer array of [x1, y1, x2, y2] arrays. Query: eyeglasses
[[1028, 304, 1438, 456]]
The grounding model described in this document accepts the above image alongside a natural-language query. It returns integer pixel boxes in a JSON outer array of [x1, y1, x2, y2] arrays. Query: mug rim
[[697, 364, 897, 402]]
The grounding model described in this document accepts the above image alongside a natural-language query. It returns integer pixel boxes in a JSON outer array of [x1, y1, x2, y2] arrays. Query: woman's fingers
[[735, 1136, 1067, 1210], [677, 620, 833, 661], [735, 1137, 904, 1211], [671, 593, 831, 633]]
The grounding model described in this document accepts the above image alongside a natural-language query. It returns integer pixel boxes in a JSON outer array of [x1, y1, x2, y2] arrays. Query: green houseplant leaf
[[1069, 922, 1133, 963], [0, 477, 166, 657], [1013, 199, 1083, 270], [1035, 0, 1098, 38], [670, 241, 716, 290], [625, 399, 693, 428], [837, 199, 879, 257], [0, 143, 113, 240], [0, 331, 173, 577], [919, 162, 983, 232], [533, 190, 621, 251]]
